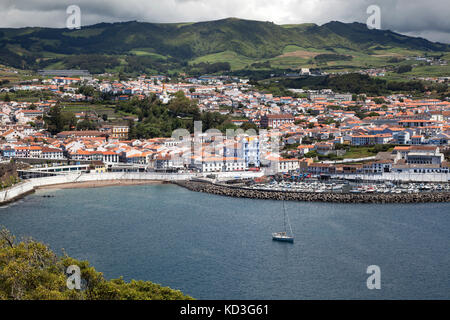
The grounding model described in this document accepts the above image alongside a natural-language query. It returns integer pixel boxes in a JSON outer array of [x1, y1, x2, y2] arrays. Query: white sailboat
[[272, 200, 294, 243]]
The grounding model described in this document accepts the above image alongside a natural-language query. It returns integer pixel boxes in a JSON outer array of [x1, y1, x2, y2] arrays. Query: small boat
[[272, 201, 294, 243], [272, 231, 294, 243]]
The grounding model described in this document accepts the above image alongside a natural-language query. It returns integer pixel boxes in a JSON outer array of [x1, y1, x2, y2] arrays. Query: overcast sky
[[0, 0, 449, 43]]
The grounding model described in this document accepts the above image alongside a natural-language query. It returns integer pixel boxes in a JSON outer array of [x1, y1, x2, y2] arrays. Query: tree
[[168, 91, 200, 120], [240, 122, 259, 133], [0, 227, 193, 300], [44, 103, 77, 134], [77, 119, 98, 131], [397, 65, 412, 74], [77, 85, 95, 97], [62, 113, 77, 131], [3, 93, 11, 102], [102, 114, 108, 122], [373, 98, 386, 105], [304, 150, 319, 158], [45, 103, 64, 135]]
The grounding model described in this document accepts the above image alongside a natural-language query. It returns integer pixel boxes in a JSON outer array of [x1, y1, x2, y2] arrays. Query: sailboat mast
[[287, 211, 294, 236], [282, 200, 287, 233]]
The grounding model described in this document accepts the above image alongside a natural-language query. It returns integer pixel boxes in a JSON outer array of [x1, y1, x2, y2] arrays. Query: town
[[0, 2, 450, 304], [0, 69, 449, 187]]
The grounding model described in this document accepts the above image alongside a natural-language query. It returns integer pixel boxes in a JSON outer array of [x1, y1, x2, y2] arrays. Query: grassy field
[[129, 49, 168, 60], [265, 46, 436, 71], [342, 147, 376, 159], [340, 146, 396, 159], [190, 51, 256, 70], [268, 45, 450, 73], [404, 64, 450, 77], [62, 103, 116, 116]]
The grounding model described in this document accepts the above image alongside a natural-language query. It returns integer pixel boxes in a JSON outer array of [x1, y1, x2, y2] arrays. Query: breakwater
[[174, 181, 450, 204]]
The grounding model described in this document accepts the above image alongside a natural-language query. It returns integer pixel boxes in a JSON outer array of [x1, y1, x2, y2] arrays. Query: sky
[[0, 0, 449, 43]]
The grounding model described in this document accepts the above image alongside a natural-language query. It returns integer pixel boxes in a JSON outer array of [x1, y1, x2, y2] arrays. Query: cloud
[[0, 0, 448, 43]]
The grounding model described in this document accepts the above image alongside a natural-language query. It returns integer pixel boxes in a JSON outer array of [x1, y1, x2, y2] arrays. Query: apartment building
[[260, 114, 295, 129], [111, 126, 129, 139], [351, 134, 392, 146]]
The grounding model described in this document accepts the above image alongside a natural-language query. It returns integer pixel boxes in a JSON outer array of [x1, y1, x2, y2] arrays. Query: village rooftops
[[393, 146, 439, 152], [57, 131, 106, 138], [263, 114, 295, 120]]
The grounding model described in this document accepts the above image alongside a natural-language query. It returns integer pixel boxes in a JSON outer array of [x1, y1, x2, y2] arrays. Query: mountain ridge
[[0, 18, 448, 73]]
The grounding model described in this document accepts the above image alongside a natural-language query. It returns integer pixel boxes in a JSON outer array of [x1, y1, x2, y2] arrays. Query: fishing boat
[[272, 201, 294, 243]]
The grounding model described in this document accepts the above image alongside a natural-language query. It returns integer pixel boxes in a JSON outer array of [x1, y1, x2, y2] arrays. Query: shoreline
[[173, 181, 450, 204], [0, 189, 36, 206], [3, 178, 450, 205], [36, 180, 165, 190]]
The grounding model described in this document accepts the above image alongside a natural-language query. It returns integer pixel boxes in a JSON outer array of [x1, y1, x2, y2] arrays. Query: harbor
[[175, 180, 450, 204], [246, 180, 450, 194]]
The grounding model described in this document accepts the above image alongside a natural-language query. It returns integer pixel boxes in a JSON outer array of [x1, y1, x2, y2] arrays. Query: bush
[[396, 65, 412, 74], [0, 228, 193, 300]]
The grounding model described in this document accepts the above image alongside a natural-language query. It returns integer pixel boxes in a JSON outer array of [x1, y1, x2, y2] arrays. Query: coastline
[[0, 173, 186, 205], [0, 189, 36, 206], [36, 180, 165, 190], [174, 181, 450, 204], [3, 177, 449, 205]]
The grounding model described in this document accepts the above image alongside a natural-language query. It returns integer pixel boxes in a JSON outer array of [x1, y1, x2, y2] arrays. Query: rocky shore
[[174, 181, 450, 204]]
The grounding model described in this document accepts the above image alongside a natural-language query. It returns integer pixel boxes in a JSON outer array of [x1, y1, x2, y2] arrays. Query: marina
[[245, 180, 450, 195]]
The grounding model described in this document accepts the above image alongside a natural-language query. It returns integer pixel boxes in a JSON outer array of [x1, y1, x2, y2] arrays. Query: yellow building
[[111, 126, 129, 139], [90, 161, 107, 173]]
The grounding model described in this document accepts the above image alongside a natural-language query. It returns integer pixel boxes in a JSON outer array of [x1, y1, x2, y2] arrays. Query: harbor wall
[[174, 181, 450, 204]]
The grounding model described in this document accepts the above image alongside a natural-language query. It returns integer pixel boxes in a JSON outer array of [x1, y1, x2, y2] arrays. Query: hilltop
[[0, 18, 449, 74]]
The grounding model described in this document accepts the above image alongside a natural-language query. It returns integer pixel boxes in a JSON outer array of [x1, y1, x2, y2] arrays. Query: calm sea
[[1, 184, 449, 299]]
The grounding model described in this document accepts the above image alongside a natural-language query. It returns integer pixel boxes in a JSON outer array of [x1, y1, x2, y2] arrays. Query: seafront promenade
[[0, 171, 264, 204]]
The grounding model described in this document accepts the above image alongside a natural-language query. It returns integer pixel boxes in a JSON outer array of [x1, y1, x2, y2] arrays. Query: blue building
[[1, 148, 16, 158], [223, 137, 260, 169]]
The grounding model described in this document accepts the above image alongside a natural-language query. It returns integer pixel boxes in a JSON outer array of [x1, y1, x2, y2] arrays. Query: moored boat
[[272, 201, 294, 243], [272, 232, 294, 243]]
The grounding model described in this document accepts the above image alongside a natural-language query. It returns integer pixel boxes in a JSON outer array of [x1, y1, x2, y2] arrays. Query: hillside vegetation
[[0, 228, 193, 300], [0, 162, 20, 190], [0, 19, 448, 74]]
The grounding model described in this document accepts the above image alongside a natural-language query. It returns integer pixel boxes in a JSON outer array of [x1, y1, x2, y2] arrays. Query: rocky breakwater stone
[[173, 181, 450, 204]]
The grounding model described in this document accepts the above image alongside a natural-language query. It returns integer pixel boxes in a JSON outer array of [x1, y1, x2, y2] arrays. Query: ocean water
[[0, 184, 449, 300]]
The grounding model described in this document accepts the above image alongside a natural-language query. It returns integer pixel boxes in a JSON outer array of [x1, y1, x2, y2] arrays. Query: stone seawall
[[0, 172, 193, 205], [174, 181, 450, 204]]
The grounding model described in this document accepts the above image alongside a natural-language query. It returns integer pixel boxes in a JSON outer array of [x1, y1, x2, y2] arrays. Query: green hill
[[0, 18, 448, 74]]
